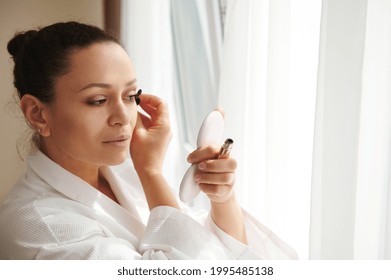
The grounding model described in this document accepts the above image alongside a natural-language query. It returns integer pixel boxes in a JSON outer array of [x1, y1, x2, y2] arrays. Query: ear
[[20, 94, 50, 137]]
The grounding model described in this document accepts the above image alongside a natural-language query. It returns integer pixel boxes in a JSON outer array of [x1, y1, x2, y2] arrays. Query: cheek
[[48, 106, 103, 140], [130, 110, 138, 129], [48, 103, 138, 140]]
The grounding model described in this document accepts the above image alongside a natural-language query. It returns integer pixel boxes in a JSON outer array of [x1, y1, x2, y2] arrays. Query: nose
[[108, 99, 131, 126]]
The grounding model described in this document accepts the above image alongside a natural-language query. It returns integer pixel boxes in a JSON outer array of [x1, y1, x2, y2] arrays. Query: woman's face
[[43, 42, 138, 167]]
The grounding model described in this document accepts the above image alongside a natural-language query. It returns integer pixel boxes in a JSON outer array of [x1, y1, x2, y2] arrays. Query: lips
[[102, 135, 131, 144]]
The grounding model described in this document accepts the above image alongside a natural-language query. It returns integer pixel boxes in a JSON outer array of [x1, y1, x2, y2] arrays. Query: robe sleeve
[[139, 206, 297, 260], [139, 206, 236, 259], [35, 237, 143, 260]]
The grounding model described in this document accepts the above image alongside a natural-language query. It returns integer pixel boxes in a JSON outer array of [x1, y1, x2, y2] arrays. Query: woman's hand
[[187, 145, 237, 203], [187, 145, 247, 244], [130, 94, 172, 174], [129, 94, 178, 210]]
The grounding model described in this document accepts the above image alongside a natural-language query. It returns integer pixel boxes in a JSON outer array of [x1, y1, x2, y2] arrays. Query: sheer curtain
[[310, 0, 391, 259], [120, 0, 391, 260], [218, 0, 321, 259], [171, 0, 222, 148], [121, 0, 321, 258], [120, 0, 225, 200], [120, 0, 184, 188]]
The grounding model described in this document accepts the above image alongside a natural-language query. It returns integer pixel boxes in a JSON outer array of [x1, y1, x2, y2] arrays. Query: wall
[[0, 0, 104, 202]]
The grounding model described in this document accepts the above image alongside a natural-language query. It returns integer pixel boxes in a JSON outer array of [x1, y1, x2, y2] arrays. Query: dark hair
[[7, 21, 118, 103]]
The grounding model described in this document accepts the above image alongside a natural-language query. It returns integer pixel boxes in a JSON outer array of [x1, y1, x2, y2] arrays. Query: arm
[[187, 146, 248, 244], [130, 94, 179, 210]]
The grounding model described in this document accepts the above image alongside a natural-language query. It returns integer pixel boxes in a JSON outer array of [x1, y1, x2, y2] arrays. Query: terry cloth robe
[[0, 151, 297, 260]]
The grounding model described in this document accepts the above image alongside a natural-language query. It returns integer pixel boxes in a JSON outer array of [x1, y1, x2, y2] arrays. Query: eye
[[124, 89, 142, 105], [125, 94, 136, 102], [87, 98, 107, 106]]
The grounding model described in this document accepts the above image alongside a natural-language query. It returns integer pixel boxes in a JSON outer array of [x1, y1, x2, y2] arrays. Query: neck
[[39, 140, 119, 204], [40, 145, 100, 189]]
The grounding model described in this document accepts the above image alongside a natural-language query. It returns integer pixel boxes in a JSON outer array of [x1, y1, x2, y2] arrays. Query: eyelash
[[88, 90, 139, 106]]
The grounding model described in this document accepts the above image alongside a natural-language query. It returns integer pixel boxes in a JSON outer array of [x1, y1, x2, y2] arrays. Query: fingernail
[[198, 162, 206, 170], [194, 174, 201, 182]]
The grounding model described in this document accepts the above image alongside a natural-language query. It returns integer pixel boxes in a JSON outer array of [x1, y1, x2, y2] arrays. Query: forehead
[[56, 42, 136, 91]]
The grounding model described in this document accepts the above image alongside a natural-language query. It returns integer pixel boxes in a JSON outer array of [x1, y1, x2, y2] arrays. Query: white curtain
[[121, 0, 321, 259], [121, 0, 391, 260], [310, 0, 391, 259], [120, 0, 224, 204], [218, 0, 321, 259], [121, 0, 186, 189], [171, 0, 222, 148]]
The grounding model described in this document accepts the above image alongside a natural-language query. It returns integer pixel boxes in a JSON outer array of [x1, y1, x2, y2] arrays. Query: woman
[[0, 21, 296, 259]]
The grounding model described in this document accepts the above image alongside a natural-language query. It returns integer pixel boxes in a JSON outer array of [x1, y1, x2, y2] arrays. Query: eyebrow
[[79, 79, 137, 92]]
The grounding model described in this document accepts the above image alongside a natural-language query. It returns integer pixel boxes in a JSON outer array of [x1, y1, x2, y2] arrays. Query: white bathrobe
[[0, 151, 297, 260]]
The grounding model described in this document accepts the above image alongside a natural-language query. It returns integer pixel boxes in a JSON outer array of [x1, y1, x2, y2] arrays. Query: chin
[[101, 151, 129, 166]]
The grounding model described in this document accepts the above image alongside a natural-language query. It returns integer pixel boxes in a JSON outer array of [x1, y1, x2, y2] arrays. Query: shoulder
[[0, 180, 104, 259]]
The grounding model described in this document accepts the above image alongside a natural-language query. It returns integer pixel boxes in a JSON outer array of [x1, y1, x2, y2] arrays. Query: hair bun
[[7, 30, 38, 58]]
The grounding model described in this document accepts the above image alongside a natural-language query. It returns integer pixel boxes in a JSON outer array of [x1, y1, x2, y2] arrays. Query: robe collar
[[27, 151, 146, 239]]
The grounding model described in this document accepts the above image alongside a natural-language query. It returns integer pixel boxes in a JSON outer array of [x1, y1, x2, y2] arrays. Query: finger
[[138, 93, 163, 108], [139, 94, 170, 130], [214, 107, 225, 119], [198, 158, 237, 173], [195, 171, 235, 185], [187, 145, 220, 163], [139, 94, 168, 118], [136, 111, 152, 130]]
